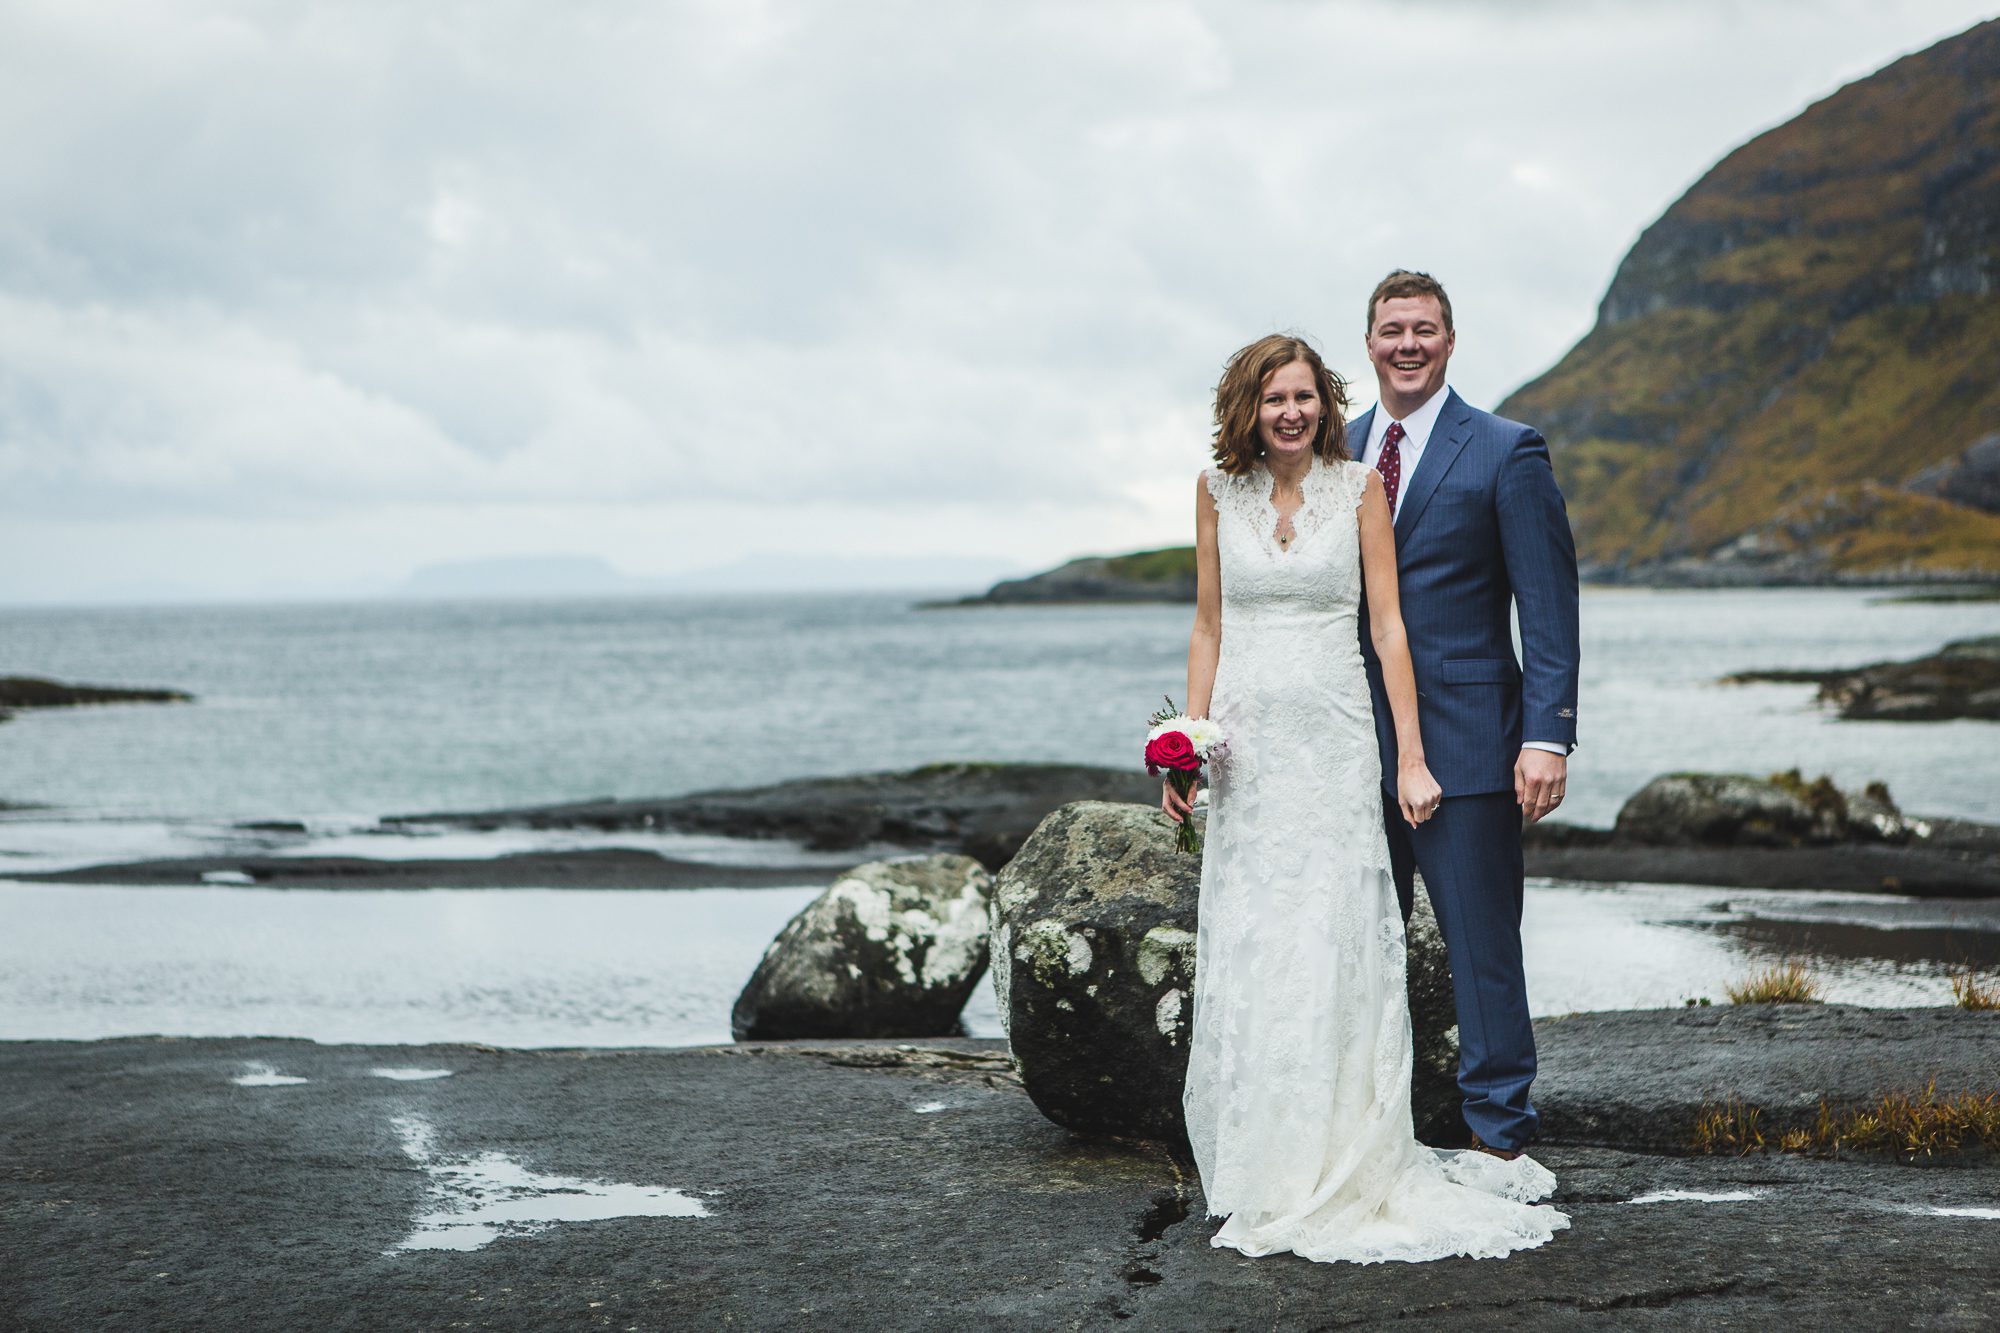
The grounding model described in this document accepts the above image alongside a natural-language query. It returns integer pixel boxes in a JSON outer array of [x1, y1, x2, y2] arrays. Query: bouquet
[[1145, 696, 1225, 855]]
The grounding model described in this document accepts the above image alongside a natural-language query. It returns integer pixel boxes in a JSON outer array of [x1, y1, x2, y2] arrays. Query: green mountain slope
[[1498, 18, 2000, 582]]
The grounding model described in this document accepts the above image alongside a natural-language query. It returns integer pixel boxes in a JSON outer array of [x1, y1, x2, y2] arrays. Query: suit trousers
[[1382, 788, 1539, 1150]]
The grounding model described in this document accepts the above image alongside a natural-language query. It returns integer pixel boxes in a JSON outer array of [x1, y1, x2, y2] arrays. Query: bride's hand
[[1398, 762, 1443, 829], [1162, 778, 1199, 824]]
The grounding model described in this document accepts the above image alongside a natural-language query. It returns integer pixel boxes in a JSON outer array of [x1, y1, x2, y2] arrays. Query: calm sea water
[[2, 587, 1997, 830], [1, 882, 1992, 1046], [2, 587, 1997, 1046]]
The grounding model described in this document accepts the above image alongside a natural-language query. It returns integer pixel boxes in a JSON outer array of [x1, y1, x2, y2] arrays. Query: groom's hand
[[1515, 749, 1567, 825]]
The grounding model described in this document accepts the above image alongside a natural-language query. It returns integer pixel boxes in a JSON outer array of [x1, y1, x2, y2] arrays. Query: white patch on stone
[[1625, 1189, 1766, 1205], [231, 1063, 308, 1086], [1929, 1206, 2000, 1220], [371, 1068, 452, 1082], [1015, 921, 1093, 983], [990, 922, 1013, 1033], [1155, 988, 1185, 1042], [389, 1115, 708, 1254], [829, 869, 992, 991], [1066, 932, 1093, 975], [912, 1101, 948, 1114], [1136, 926, 1197, 987], [201, 870, 256, 885], [919, 880, 991, 988]]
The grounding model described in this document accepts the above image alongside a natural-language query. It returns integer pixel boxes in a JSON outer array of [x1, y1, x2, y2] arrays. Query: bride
[[1164, 333, 1568, 1264]]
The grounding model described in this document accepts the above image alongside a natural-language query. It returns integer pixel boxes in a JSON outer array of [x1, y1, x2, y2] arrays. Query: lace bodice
[[1204, 457, 1369, 629]]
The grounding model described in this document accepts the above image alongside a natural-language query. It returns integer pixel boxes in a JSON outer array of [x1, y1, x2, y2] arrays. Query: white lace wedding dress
[[1181, 456, 1569, 1264]]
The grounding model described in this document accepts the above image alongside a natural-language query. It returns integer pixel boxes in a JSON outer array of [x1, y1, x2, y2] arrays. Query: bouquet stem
[[1168, 770, 1202, 855]]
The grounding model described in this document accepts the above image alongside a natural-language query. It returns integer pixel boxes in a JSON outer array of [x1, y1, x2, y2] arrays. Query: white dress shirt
[[1361, 384, 1569, 759], [1358, 382, 1452, 524]]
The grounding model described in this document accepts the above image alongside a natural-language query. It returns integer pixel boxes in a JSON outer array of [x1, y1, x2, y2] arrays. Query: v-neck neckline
[[1261, 459, 1319, 556]]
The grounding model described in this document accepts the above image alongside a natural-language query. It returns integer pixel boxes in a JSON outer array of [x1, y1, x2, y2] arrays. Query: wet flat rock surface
[[1539, 1004, 2000, 1151], [3, 1033, 1996, 1331]]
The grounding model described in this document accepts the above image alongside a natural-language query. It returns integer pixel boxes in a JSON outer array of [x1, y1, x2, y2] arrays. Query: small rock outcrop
[[390, 762, 1160, 869], [1526, 770, 2000, 896], [731, 855, 994, 1040], [1726, 636, 2000, 722], [1814, 637, 2000, 722], [959, 547, 1196, 604], [0, 675, 193, 723], [992, 801, 1459, 1145], [1611, 771, 1914, 847]]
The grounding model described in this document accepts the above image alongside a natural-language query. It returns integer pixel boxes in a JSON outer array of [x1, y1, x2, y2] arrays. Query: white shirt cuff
[[1522, 741, 1570, 756]]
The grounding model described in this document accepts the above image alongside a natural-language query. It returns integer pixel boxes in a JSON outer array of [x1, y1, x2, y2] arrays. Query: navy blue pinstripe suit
[[1355, 388, 1581, 1150]]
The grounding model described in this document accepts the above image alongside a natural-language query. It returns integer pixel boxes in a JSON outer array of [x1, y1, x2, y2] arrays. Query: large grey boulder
[[992, 801, 1459, 1145], [1401, 886, 1461, 1144], [731, 854, 994, 1040]]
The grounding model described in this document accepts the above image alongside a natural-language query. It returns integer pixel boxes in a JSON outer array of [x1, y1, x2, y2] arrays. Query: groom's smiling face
[[1366, 296, 1455, 416]]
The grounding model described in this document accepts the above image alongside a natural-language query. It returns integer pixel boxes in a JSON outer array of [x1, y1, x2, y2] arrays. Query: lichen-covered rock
[[1615, 773, 1825, 846], [1613, 771, 1916, 847], [993, 801, 1459, 1145], [1401, 886, 1461, 1144], [731, 855, 993, 1040]]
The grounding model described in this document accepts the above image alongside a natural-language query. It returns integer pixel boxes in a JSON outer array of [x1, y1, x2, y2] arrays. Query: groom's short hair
[[1367, 270, 1454, 335]]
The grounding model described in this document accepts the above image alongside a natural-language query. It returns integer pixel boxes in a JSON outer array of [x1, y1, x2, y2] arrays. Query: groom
[[1352, 270, 1581, 1159]]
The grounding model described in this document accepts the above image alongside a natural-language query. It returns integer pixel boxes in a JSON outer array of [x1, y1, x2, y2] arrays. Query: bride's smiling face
[[1257, 360, 1320, 459]]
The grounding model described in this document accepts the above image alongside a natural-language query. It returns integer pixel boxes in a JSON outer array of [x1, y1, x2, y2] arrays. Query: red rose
[[1145, 730, 1201, 775]]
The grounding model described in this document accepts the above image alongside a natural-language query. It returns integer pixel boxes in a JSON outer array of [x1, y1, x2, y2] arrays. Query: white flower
[[1183, 718, 1224, 755], [1147, 713, 1226, 758]]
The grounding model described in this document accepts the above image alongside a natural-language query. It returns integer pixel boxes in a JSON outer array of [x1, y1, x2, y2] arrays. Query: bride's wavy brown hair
[[1211, 334, 1350, 476]]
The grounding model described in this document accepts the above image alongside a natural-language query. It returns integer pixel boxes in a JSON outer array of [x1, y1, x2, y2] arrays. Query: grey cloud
[[0, 0, 1994, 587]]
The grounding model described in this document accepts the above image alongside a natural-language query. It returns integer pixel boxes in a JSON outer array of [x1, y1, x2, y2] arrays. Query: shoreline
[[7, 847, 830, 890], [14, 816, 1999, 896]]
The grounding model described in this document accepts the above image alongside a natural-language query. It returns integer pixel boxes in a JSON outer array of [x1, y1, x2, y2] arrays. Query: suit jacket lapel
[[1345, 405, 1376, 465], [1394, 390, 1472, 539]]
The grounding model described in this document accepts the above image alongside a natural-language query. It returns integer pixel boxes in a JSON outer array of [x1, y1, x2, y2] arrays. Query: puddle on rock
[[1625, 1189, 1767, 1205], [231, 1063, 309, 1087], [389, 1115, 710, 1253], [371, 1068, 452, 1081]]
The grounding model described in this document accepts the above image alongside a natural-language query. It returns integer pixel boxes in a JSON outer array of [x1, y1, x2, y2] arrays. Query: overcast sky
[[3, 0, 1994, 602]]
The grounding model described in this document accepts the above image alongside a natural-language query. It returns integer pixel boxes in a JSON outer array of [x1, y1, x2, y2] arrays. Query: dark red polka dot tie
[[1378, 420, 1405, 513]]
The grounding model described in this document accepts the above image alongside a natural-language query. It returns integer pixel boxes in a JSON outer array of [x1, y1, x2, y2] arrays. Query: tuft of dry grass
[[1693, 1083, 2000, 1160], [1724, 960, 1824, 1005], [1950, 970, 2000, 1011], [1691, 1099, 1765, 1155]]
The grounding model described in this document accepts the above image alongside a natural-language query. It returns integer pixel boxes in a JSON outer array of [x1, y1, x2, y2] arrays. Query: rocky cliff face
[[1500, 19, 2000, 583]]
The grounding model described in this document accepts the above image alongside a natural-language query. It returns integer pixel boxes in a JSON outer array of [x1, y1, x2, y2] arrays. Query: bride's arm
[[1358, 469, 1443, 828], [1166, 474, 1222, 825], [1186, 474, 1221, 718]]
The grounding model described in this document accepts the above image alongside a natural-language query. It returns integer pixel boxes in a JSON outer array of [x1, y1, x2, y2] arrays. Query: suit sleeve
[[1495, 426, 1581, 750]]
